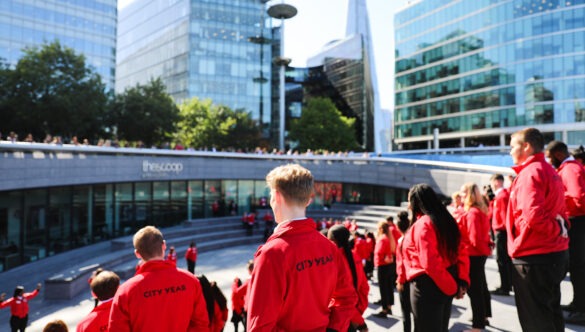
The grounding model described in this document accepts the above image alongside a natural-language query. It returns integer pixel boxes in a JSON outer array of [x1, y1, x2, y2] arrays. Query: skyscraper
[[117, 0, 272, 128], [285, 0, 381, 151], [394, 0, 585, 150], [0, 0, 117, 89]]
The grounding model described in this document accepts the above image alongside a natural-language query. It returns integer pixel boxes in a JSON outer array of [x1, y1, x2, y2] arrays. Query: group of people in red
[[2, 127, 585, 332]]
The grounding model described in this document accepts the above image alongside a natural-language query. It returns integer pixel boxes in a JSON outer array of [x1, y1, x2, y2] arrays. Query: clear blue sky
[[118, 0, 410, 110]]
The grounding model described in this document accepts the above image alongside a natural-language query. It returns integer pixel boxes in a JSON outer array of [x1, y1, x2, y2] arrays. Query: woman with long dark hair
[[328, 225, 370, 332], [459, 182, 492, 331], [402, 184, 469, 332]]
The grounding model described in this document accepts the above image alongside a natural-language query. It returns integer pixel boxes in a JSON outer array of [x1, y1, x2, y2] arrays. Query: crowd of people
[[1, 127, 585, 331]]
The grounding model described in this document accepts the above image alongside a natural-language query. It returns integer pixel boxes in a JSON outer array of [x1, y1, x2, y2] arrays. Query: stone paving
[[3, 243, 584, 332]]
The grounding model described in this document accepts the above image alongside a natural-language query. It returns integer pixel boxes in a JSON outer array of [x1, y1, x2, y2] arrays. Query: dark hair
[[13, 286, 24, 298], [490, 173, 504, 182], [512, 127, 544, 153], [386, 216, 394, 223], [91, 271, 120, 301], [210, 281, 227, 311], [197, 275, 215, 324], [396, 211, 410, 234], [408, 184, 460, 262], [328, 225, 358, 289], [546, 140, 569, 155], [573, 145, 585, 162], [43, 320, 68, 332], [247, 259, 254, 273]]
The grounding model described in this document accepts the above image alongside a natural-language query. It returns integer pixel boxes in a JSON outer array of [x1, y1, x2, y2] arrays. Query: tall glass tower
[[394, 0, 585, 150], [0, 0, 117, 89], [117, 0, 272, 127]]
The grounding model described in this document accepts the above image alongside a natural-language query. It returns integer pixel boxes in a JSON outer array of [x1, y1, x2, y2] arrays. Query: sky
[[117, 0, 411, 110]]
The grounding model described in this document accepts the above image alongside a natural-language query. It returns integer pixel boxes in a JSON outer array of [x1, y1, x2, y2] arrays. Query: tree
[[289, 97, 359, 152], [174, 98, 261, 150], [110, 78, 179, 147], [0, 41, 108, 141]]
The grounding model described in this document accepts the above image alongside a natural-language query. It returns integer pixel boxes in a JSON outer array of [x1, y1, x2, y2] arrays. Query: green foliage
[[109, 78, 179, 147], [0, 41, 108, 140], [289, 97, 359, 151], [175, 98, 261, 150]]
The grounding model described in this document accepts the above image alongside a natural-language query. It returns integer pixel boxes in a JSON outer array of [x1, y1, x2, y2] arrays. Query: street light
[[267, 1, 297, 151]]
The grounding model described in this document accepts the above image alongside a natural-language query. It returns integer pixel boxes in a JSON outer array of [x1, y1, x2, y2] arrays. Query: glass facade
[[116, 0, 273, 131], [0, 0, 117, 89], [0, 179, 403, 271], [394, 0, 585, 149]]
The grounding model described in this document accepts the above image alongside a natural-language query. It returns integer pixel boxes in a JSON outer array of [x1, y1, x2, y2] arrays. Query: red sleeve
[[416, 222, 458, 296], [457, 232, 470, 287], [247, 247, 286, 330], [24, 289, 39, 300], [0, 298, 14, 310], [109, 287, 132, 332], [396, 238, 406, 284], [328, 249, 358, 332], [562, 164, 585, 216], [188, 281, 211, 332]]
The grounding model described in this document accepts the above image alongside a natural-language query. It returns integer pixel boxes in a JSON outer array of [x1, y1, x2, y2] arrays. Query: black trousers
[[569, 218, 585, 311], [512, 255, 568, 332], [10, 315, 27, 332], [468, 256, 491, 328], [494, 230, 512, 291], [410, 273, 453, 332], [399, 282, 412, 332], [377, 263, 396, 308], [187, 259, 195, 274]]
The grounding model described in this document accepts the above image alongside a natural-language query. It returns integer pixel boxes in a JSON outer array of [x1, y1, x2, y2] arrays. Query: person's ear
[[134, 249, 142, 260], [162, 240, 167, 253]]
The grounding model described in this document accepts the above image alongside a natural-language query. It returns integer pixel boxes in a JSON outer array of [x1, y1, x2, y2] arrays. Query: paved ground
[[4, 243, 585, 332]]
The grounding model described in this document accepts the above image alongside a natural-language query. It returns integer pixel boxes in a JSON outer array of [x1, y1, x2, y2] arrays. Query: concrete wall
[[0, 143, 513, 196]]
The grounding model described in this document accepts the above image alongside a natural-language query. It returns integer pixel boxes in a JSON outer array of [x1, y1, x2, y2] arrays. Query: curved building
[[394, 0, 585, 150]]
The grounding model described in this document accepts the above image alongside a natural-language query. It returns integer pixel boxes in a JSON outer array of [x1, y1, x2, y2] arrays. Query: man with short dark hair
[[109, 226, 209, 331], [247, 164, 357, 331], [489, 173, 512, 296], [546, 140, 585, 324], [77, 271, 120, 332], [507, 128, 569, 331]]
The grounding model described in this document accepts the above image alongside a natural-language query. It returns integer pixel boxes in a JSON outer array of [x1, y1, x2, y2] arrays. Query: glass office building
[[117, 0, 273, 131], [394, 0, 585, 150], [0, 0, 117, 89]]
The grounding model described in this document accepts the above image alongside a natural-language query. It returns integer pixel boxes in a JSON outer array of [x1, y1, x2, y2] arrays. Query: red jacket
[[76, 300, 113, 332], [389, 224, 402, 249], [231, 278, 249, 314], [211, 301, 228, 332], [353, 237, 369, 261], [108, 260, 210, 332], [185, 247, 197, 262], [458, 207, 492, 256], [506, 153, 569, 258], [491, 188, 510, 232], [247, 218, 357, 332], [347, 251, 369, 327], [558, 159, 585, 218], [0, 289, 39, 318], [374, 234, 394, 267], [396, 236, 406, 284], [402, 215, 470, 296]]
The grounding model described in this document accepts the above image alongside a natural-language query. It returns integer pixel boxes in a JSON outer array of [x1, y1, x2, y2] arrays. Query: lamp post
[[267, 1, 296, 151], [248, 35, 270, 133]]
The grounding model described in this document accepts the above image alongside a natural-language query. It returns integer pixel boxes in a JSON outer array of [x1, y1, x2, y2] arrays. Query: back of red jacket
[[506, 153, 569, 258], [108, 260, 210, 332], [558, 159, 585, 217], [76, 300, 112, 332], [247, 218, 357, 332], [459, 207, 491, 256], [491, 188, 509, 232]]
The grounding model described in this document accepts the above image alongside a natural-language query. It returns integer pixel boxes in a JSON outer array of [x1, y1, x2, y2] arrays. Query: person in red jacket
[[373, 220, 396, 317], [76, 271, 120, 332], [185, 241, 198, 274], [547, 140, 585, 324], [231, 259, 253, 331], [459, 182, 492, 331], [108, 226, 210, 332], [0, 283, 42, 332], [328, 225, 369, 332], [247, 164, 357, 331], [402, 183, 469, 332], [395, 210, 412, 332], [507, 128, 569, 331], [166, 245, 177, 266], [489, 174, 512, 297]]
